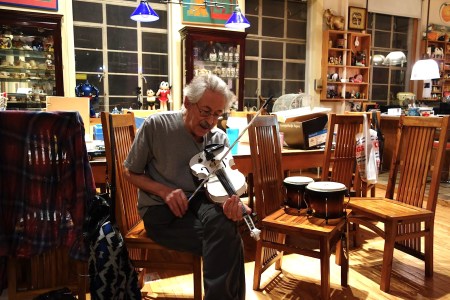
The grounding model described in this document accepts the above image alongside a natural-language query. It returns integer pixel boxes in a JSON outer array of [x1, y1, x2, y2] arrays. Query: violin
[[189, 144, 261, 241]]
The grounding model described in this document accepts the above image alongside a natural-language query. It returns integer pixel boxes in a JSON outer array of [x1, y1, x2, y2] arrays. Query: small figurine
[[323, 9, 345, 30], [0, 92, 7, 111], [156, 81, 171, 111], [147, 89, 156, 110], [46, 54, 54, 69], [75, 80, 100, 117]]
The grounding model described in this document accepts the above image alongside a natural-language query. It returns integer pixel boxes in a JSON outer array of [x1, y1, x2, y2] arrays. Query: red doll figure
[[156, 81, 171, 111]]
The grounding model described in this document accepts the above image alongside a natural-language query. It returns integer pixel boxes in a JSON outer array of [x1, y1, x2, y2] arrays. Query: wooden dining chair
[[247, 114, 348, 300], [101, 112, 203, 299], [342, 111, 381, 197], [1, 111, 92, 300], [322, 113, 366, 196], [348, 115, 450, 293]]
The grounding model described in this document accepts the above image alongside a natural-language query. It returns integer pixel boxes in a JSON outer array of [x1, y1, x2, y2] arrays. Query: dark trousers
[[142, 194, 245, 300]]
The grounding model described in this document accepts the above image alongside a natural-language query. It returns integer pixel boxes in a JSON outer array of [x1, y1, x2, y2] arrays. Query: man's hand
[[222, 195, 252, 221], [164, 188, 188, 218]]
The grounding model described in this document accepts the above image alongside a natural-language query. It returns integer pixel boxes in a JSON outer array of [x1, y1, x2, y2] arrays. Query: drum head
[[306, 181, 346, 192], [284, 176, 314, 186]]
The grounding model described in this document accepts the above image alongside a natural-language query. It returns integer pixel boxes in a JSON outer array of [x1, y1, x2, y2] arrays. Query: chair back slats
[[394, 126, 434, 207], [386, 116, 449, 212], [385, 116, 449, 254], [247, 115, 285, 219], [322, 114, 364, 191], [101, 112, 139, 235]]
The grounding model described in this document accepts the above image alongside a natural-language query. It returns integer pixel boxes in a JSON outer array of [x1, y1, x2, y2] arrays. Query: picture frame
[[182, 0, 236, 27], [0, 0, 58, 11], [348, 6, 366, 31]]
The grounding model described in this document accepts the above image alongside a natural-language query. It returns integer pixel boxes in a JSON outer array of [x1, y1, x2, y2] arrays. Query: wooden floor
[[138, 184, 450, 300], [3, 184, 448, 300]]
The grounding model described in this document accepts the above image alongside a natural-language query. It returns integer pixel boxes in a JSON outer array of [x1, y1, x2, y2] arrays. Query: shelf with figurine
[[0, 48, 54, 59], [321, 29, 371, 102], [0, 9, 63, 112]]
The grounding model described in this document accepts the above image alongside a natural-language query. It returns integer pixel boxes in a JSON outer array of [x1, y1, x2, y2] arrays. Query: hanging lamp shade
[[131, 0, 159, 22], [410, 59, 440, 80], [225, 7, 250, 29]]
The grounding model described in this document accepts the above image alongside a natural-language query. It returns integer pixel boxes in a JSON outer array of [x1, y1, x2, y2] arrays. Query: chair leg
[[319, 238, 331, 300], [425, 221, 434, 277], [252, 240, 264, 290], [7, 257, 17, 300], [193, 256, 203, 300], [380, 221, 396, 292], [274, 233, 285, 271], [370, 185, 376, 197], [76, 260, 87, 300]]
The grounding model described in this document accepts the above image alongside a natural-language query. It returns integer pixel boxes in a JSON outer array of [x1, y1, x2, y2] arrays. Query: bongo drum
[[305, 181, 347, 220], [283, 176, 314, 214]]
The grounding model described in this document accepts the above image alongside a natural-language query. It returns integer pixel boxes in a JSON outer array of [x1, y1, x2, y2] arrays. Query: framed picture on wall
[[182, 0, 236, 26], [348, 6, 366, 31], [0, 0, 57, 10]]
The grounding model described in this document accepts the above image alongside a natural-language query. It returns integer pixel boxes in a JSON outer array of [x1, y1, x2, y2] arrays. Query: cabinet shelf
[[421, 39, 450, 101], [0, 77, 54, 82], [180, 26, 246, 110], [0, 48, 53, 59], [322, 30, 371, 102], [0, 67, 54, 73], [326, 64, 345, 68], [0, 9, 63, 111]]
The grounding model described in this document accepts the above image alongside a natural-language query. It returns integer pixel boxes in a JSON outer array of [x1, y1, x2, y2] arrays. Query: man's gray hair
[[183, 74, 235, 112]]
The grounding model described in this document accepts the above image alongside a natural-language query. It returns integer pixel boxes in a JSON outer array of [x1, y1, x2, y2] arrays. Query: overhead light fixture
[[410, 0, 440, 80], [135, 1, 250, 29], [410, 59, 440, 80], [131, 0, 160, 22], [225, 6, 250, 29]]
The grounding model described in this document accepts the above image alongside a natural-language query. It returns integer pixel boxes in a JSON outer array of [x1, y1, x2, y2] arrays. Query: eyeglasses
[[194, 103, 223, 119]]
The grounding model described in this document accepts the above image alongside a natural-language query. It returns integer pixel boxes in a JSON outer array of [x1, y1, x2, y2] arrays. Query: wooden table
[[90, 143, 324, 187], [233, 142, 324, 175]]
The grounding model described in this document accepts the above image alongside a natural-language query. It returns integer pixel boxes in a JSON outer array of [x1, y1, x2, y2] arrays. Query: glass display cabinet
[[0, 9, 63, 111], [179, 26, 247, 110]]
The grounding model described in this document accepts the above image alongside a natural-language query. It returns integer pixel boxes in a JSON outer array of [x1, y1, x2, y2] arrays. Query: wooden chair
[[1, 111, 90, 300], [247, 114, 348, 300], [340, 111, 381, 197], [348, 115, 450, 293], [101, 112, 203, 299], [322, 113, 366, 196]]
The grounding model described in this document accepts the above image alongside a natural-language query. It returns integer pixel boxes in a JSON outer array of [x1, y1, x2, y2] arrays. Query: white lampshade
[[410, 59, 440, 80]]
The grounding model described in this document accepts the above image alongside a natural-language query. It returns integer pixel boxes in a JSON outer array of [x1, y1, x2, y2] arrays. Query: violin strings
[[215, 168, 236, 196]]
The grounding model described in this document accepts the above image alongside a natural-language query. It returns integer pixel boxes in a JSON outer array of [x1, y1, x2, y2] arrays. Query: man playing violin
[[123, 74, 250, 300]]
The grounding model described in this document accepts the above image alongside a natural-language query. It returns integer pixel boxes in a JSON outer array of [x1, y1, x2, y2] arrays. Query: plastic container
[[93, 124, 103, 141]]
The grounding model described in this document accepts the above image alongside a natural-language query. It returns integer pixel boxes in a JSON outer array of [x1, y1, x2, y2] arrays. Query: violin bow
[[188, 95, 273, 202]]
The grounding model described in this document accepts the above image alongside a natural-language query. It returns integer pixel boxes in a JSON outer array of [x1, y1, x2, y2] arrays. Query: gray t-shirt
[[124, 111, 228, 217]]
